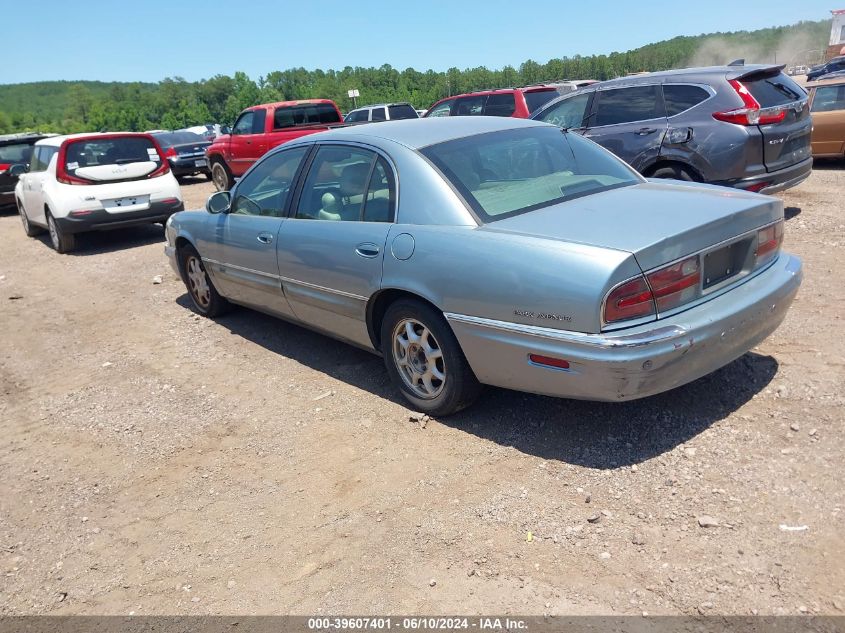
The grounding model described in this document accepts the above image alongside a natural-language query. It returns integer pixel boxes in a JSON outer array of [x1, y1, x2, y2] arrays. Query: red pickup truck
[[206, 99, 344, 191]]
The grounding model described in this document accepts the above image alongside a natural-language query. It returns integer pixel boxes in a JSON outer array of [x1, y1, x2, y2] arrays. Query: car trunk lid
[[172, 140, 211, 159], [480, 180, 782, 271]]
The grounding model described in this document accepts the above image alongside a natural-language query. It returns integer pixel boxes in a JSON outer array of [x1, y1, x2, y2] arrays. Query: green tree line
[[0, 19, 829, 134]]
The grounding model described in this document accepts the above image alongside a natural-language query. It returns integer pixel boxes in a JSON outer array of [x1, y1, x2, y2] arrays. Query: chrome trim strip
[[444, 313, 686, 349], [202, 257, 280, 280], [280, 276, 368, 301]]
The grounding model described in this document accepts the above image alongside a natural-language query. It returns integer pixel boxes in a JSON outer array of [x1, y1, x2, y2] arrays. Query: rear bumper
[[170, 157, 209, 176], [715, 157, 813, 194], [54, 199, 184, 233], [446, 253, 802, 402]]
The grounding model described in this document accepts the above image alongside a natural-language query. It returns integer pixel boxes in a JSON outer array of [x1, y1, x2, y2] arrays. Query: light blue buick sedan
[[165, 117, 802, 416]]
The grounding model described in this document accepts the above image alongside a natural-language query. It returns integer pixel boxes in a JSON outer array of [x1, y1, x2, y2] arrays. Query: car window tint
[[362, 157, 395, 223], [232, 111, 255, 135], [29, 146, 48, 172], [0, 142, 34, 163], [387, 104, 418, 120], [594, 85, 663, 126], [371, 107, 387, 121], [484, 93, 516, 117], [274, 104, 341, 129], [524, 89, 558, 113], [663, 85, 710, 116], [743, 73, 805, 107], [455, 96, 486, 116], [422, 127, 639, 222], [812, 85, 845, 112], [347, 110, 369, 122], [536, 93, 590, 129], [426, 99, 454, 117], [295, 146, 377, 221], [231, 147, 308, 217], [64, 137, 158, 176]]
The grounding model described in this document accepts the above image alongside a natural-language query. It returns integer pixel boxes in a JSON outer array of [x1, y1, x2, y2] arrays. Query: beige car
[[807, 77, 845, 158]]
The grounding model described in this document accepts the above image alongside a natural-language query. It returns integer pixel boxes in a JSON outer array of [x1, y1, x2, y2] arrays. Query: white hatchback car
[[13, 132, 183, 253]]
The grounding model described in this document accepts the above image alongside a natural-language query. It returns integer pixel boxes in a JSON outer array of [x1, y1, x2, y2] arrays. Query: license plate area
[[703, 238, 752, 290], [102, 194, 151, 211], [194, 159, 207, 167]]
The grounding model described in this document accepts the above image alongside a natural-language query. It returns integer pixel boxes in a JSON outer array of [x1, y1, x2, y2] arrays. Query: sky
[[1, 0, 838, 85]]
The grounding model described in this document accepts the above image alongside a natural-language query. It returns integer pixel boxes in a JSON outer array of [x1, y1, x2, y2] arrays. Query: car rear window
[[154, 132, 206, 148], [663, 84, 710, 116], [524, 89, 558, 113], [273, 103, 341, 129], [0, 143, 34, 163], [421, 127, 640, 222], [64, 136, 159, 174], [743, 72, 805, 107], [387, 104, 418, 120]]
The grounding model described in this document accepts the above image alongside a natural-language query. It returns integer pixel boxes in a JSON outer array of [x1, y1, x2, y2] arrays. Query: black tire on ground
[[210, 160, 234, 192], [17, 199, 43, 237], [204, 169, 213, 181], [46, 210, 75, 253], [380, 298, 481, 416], [178, 244, 230, 317], [649, 165, 696, 181]]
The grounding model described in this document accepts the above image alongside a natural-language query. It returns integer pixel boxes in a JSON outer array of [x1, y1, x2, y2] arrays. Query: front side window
[[484, 93, 516, 117], [811, 84, 845, 112], [232, 111, 255, 135], [454, 96, 486, 116], [535, 92, 591, 129], [295, 145, 394, 222], [426, 99, 455, 117], [593, 85, 663, 126], [346, 110, 369, 123], [231, 147, 308, 217], [663, 84, 710, 116], [422, 127, 640, 222]]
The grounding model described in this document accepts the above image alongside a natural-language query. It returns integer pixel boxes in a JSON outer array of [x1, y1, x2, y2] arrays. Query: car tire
[[204, 169, 213, 181], [649, 165, 696, 181], [179, 244, 230, 317], [17, 199, 42, 237], [46, 210, 75, 253], [381, 299, 481, 416], [210, 160, 234, 192]]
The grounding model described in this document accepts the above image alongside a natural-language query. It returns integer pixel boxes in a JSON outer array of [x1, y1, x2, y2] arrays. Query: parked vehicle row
[[805, 75, 845, 158], [151, 130, 212, 181], [164, 117, 802, 415], [1, 132, 55, 209], [344, 102, 419, 123]]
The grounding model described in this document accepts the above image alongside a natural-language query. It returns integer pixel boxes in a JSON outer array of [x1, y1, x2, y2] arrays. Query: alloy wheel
[[185, 255, 211, 309], [391, 318, 446, 399]]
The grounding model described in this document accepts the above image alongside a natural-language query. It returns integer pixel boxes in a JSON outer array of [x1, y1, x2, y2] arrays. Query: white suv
[[13, 133, 183, 253], [344, 103, 419, 123]]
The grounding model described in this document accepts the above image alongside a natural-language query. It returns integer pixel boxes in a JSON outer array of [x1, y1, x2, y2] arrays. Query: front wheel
[[179, 245, 230, 317], [210, 160, 234, 192], [381, 299, 481, 416], [47, 210, 75, 253]]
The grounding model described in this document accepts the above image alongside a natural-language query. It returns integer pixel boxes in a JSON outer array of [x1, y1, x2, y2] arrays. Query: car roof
[[35, 132, 152, 147], [806, 76, 845, 87], [592, 64, 785, 88], [300, 116, 549, 150], [0, 132, 57, 145], [247, 99, 336, 110]]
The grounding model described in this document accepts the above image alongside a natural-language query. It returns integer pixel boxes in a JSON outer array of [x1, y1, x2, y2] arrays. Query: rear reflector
[[69, 210, 94, 217], [160, 197, 180, 205], [744, 182, 771, 193], [528, 354, 570, 370]]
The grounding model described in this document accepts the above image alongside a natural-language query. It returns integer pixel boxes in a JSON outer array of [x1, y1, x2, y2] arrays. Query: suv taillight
[[713, 80, 787, 126], [754, 221, 784, 269]]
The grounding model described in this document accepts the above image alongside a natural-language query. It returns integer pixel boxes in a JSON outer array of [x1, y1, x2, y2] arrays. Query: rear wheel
[[381, 299, 481, 416], [649, 164, 696, 181], [179, 244, 230, 317], [210, 160, 234, 192], [17, 199, 42, 237], [46, 210, 75, 253]]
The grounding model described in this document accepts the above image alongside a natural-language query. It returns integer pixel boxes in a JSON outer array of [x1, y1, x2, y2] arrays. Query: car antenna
[[728, 58, 745, 66]]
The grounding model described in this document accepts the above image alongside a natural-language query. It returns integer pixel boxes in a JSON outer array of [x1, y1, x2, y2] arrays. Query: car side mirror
[[206, 191, 231, 214], [9, 164, 28, 177]]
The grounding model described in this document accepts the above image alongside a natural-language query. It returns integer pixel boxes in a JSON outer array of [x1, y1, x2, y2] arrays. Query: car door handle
[[635, 127, 659, 135], [355, 243, 380, 258], [256, 232, 274, 244]]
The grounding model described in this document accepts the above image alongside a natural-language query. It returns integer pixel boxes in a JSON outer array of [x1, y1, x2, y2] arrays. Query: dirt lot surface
[[1, 168, 843, 616]]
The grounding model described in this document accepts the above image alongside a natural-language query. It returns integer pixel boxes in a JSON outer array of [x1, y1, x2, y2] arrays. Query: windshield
[[421, 126, 640, 223]]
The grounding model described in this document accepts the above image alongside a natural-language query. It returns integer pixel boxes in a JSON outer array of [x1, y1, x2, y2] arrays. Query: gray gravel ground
[[0, 167, 843, 615]]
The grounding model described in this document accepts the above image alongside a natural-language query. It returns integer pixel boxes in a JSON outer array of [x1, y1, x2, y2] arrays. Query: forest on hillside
[[0, 19, 830, 134]]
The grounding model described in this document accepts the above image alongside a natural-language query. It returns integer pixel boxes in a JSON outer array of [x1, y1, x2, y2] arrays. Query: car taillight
[[604, 276, 655, 324], [56, 170, 92, 186], [754, 221, 784, 269], [713, 80, 787, 126], [646, 256, 701, 312], [163, 146, 177, 159], [146, 157, 171, 179], [0, 163, 10, 174]]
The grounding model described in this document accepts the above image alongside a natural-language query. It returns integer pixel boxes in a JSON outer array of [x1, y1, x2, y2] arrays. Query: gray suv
[[531, 64, 812, 194]]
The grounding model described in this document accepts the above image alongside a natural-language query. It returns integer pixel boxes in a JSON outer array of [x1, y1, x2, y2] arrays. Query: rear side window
[[593, 85, 664, 126], [273, 103, 342, 129], [484, 93, 516, 117], [64, 137, 159, 175], [387, 104, 418, 120], [346, 110, 369, 122], [29, 146, 56, 172], [232, 111, 255, 135], [812, 85, 845, 112], [663, 85, 710, 116], [524, 89, 558, 113], [743, 73, 805, 107], [371, 107, 387, 121], [535, 92, 591, 129]]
